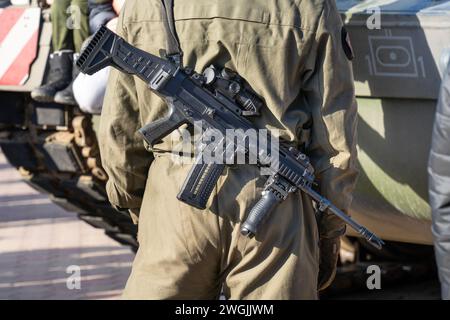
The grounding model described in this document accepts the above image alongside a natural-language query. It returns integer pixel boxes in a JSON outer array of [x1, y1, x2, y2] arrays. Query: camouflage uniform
[[100, 0, 358, 299]]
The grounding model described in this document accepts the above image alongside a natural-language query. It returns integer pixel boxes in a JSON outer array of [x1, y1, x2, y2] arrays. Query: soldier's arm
[[302, 0, 359, 238], [98, 4, 152, 214]]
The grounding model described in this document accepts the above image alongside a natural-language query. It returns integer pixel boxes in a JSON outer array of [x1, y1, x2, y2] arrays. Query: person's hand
[[317, 236, 341, 291]]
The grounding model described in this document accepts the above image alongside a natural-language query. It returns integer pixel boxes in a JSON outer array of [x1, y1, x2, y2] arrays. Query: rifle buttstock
[[138, 106, 185, 146]]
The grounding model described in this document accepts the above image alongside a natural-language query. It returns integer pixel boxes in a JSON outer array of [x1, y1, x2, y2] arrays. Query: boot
[[31, 50, 73, 103], [54, 53, 80, 106]]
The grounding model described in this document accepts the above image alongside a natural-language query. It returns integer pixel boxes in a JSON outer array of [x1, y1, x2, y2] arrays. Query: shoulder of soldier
[[297, 0, 327, 16], [120, 0, 162, 22], [292, 0, 344, 38], [313, 0, 344, 32], [116, 0, 163, 39]]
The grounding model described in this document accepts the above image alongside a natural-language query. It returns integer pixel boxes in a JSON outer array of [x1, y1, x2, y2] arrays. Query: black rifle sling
[[161, 0, 183, 66]]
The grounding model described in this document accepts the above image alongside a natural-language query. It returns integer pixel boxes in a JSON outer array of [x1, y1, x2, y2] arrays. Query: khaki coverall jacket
[[100, 0, 358, 299]]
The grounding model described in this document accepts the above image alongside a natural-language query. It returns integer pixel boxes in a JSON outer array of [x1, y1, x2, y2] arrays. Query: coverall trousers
[[122, 155, 320, 299]]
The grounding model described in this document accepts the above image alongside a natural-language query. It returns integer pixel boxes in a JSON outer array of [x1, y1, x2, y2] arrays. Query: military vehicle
[[0, 0, 449, 279], [337, 0, 450, 257]]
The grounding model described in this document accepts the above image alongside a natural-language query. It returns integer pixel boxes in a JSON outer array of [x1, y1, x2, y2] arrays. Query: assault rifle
[[77, 26, 384, 249]]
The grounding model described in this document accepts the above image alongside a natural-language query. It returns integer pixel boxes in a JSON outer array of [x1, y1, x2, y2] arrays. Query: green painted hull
[[355, 97, 434, 221]]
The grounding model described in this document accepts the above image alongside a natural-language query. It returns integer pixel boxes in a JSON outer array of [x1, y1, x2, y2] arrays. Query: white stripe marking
[[0, 8, 40, 80]]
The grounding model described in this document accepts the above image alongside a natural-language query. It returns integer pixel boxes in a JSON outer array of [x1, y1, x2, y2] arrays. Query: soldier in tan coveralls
[[100, 0, 358, 299]]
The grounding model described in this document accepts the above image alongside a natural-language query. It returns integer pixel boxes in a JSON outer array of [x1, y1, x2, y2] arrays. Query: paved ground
[[0, 151, 134, 300]]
